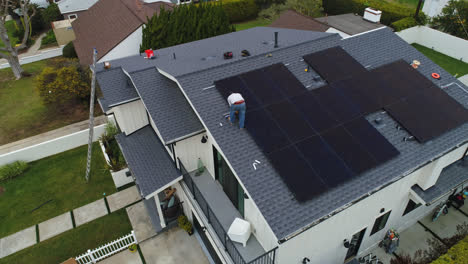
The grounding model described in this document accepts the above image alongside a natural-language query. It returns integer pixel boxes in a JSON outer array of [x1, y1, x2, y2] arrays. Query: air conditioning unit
[[363, 7, 382, 23]]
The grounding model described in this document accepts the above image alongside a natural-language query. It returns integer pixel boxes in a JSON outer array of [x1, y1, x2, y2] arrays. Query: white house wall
[[112, 100, 149, 135], [244, 197, 279, 252], [174, 133, 215, 177], [277, 145, 468, 264], [99, 26, 143, 63]]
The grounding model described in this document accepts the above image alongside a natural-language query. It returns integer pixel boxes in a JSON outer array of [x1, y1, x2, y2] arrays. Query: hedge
[[221, 0, 259, 23], [63, 42, 77, 58], [391, 17, 418, 31], [431, 235, 468, 264], [0, 161, 28, 182], [323, 0, 418, 25]]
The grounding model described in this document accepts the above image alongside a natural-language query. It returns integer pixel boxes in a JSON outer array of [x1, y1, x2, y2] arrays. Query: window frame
[[402, 199, 421, 216], [68, 14, 78, 19], [370, 210, 391, 236]]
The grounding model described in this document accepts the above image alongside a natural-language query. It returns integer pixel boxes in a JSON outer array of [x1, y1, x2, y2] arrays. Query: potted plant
[[128, 244, 137, 253], [178, 215, 194, 235]]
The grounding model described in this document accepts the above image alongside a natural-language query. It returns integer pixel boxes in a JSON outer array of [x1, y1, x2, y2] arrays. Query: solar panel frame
[[322, 125, 378, 174], [266, 100, 317, 143], [268, 146, 328, 202], [245, 108, 291, 153], [296, 136, 355, 188]]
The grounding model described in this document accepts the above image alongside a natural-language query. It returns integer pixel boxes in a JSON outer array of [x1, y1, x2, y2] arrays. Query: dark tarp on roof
[[116, 126, 180, 198], [412, 160, 468, 204]]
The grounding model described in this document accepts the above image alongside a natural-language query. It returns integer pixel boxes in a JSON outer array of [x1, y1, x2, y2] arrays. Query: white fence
[[0, 124, 106, 166], [396, 26, 468, 62], [75, 231, 137, 264], [0, 46, 63, 69]]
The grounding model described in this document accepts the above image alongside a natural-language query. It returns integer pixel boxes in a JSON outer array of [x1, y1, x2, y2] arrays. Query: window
[[370, 211, 391, 235], [68, 14, 77, 19], [402, 199, 421, 216]]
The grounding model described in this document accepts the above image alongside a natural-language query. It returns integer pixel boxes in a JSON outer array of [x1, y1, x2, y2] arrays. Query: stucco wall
[[174, 133, 215, 177], [99, 26, 143, 63], [0, 124, 106, 166], [396, 26, 468, 62], [276, 145, 468, 264], [422, 0, 450, 17], [112, 100, 149, 135]]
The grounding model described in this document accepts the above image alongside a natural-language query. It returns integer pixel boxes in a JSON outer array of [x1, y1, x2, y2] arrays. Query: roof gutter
[[278, 140, 468, 244]]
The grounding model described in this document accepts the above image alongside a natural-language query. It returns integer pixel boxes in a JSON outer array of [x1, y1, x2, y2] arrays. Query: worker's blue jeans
[[230, 103, 246, 128]]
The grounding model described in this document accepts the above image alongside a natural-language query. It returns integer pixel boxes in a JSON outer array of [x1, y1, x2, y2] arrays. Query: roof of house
[[116, 125, 180, 197], [98, 27, 468, 240], [412, 160, 468, 204], [315, 13, 385, 35], [96, 67, 139, 112], [128, 68, 204, 144], [58, 0, 99, 14], [269, 10, 329, 32], [72, 0, 173, 65]]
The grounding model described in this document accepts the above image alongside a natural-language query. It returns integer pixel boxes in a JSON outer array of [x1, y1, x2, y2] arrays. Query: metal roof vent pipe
[[403, 136, 415, 142], [274, 32, 278, 48]]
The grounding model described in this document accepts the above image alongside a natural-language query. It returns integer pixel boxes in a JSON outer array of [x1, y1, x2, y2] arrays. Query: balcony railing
[[179, 159, 277, 264]]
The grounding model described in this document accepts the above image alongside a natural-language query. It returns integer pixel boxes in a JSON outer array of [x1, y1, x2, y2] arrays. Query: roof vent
[[363, 7, 382, 23], [202, 56, 216, 61], [403, 136, 415, 142], [274, 32, 278, 48], [373, 118, 383, 125]]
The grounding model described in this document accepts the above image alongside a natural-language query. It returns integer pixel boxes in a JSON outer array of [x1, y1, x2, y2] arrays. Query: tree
[[0, 0, 36, 79], [41, 2, 61, 28], [286, 0, 323, 17], [140, 3, 235, 51], [432, 0, 468, 40], [35, 63, 90, 107]]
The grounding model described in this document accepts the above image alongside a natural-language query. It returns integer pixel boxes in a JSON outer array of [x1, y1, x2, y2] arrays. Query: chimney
[[274, 32, 278, 48], [363, 7, 382, 23]]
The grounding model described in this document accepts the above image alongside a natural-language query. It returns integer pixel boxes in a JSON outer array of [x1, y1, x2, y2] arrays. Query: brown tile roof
[[73, 0, 173, 65], [269, 10, 329, 32]]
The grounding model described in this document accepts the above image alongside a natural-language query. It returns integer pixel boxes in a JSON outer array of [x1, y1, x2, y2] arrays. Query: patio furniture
[[227, 218, 251, 247]]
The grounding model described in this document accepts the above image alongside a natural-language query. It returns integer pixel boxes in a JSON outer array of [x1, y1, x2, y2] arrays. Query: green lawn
[[235, 18, 271, 31], [0, 58, 93, 145], [0, 20, 19, 48], [0, 143, 115, 238], [0, 209, 133, 264], [387, 0, 421, 8], [412, 43, 468, 77]]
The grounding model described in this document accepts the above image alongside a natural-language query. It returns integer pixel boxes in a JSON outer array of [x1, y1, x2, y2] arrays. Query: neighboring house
[[58, 0, 99, 19], [423, 0, 449, 17], [96, 26, 468, 264], [72, 0, 173, 66], [30, 0, 50, 8], [271, 11, 385, 38]]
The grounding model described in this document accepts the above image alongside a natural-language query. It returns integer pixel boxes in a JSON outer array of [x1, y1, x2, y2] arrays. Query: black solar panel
[[245, 108, 290, 153], [296, 136, 354, 187], [214, 76, 261, 110], [303, 46, 367, 82], [312, 85, 361, 123], [292, 91, 340, 133], [266, 100, 316, 143], [265, 64, 306, 97], [322, 125, 378, 174], [344, 118, 400, 163], [241, 69, 284, 106], [268, 146, 327, 201]]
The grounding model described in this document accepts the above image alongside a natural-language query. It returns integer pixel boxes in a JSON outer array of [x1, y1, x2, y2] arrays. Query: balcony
[[180, 161, 277, 264]]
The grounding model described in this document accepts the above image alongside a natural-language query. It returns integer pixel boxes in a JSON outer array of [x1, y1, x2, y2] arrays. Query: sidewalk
[[0, 116, 107, 155], [0, 186, 141, 259]]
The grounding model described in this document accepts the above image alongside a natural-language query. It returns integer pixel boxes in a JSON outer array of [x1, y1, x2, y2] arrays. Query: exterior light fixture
[[201, 135, 208, 143], [343, 239, 350, 248]]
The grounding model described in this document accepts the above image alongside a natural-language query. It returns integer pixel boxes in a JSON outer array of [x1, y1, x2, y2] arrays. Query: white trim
[[144, 175, 183, 200], [154, 193, 167, 228], [342, 26, 386, 39], [165, 128, 206, 145], [67, 13, 78, 19], [108, 97, 140, 108]]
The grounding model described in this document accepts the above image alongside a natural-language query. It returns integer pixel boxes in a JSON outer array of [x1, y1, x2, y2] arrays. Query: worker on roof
[[227, 92, 246, 129]]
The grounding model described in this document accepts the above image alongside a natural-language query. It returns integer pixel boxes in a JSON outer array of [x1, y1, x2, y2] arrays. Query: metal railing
[[75, 230, 137, 264], [179, 159, 277, 264]]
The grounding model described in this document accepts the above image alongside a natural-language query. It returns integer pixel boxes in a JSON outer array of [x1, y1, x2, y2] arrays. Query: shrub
[[63, 42, 78, 58], [391, 17, 418, 31], [255, 0, 286, 8], [432, 0, 468, 40], [322, 0, 423, 25], [0, 161, 28, 182], [100, 122, 126, 171], [41, 30, 57, 46], [41, 3, 62, 28], [30, 4, 45, 35], [222, 0, 259, 23], [432, 235, 468, 264], [177, 215, 193, 234], [286, 0, 323, 17], [258, 3, 289, 20], [35, 64, 90, 106]]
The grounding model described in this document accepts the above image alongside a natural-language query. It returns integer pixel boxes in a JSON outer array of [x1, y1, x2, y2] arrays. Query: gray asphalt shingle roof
[[96, 67, 139, 111], [100, 27, 468, 240], [129, 68, 204, 144], [116, 126, 180, 198], [174, 27, 468, 239], [412, 160, 468, 204]]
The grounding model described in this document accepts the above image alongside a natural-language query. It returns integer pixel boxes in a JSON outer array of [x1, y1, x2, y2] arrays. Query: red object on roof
[[145, 49, 154, 58]]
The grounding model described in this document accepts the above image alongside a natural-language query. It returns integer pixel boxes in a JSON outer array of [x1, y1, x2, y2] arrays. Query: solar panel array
[[215, 63, 399, 202]]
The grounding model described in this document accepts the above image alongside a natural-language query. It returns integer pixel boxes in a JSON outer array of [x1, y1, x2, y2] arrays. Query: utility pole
[[85, 48, 98, 183], [414, 0, 423, 18]]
